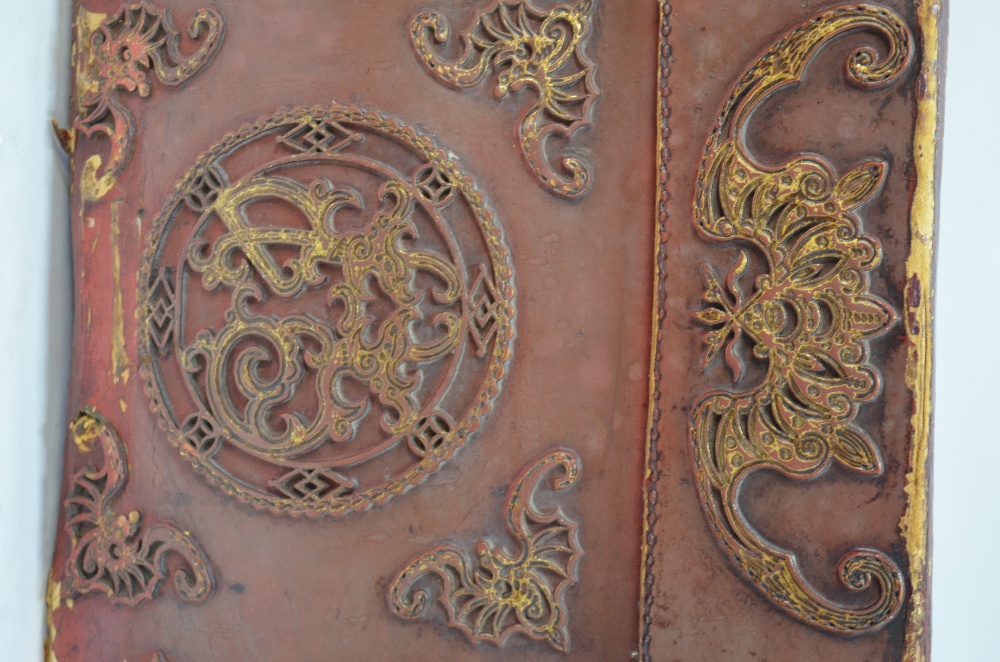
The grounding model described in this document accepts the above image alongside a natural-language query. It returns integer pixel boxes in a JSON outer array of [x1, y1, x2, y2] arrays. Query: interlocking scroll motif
[[691, 5, 912, 634], [74, 1, 225, 201], [411, 0, 599, 199], [389, 449, 582, 652], [139, 104, 515, 517], [62, 410, 213, 607]]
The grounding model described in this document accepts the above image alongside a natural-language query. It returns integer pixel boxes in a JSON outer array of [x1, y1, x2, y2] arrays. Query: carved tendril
[[63, 409, 213, 607], [691, 5, 912, 634], [410, 0, 599, 199], [75, 1, 225, 201], [389, 449, 582, 652]]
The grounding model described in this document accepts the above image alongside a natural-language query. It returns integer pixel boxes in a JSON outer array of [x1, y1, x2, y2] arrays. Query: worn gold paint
[[900, 2, 941, 659], [81, 157, 116, 202], [75, 9, 112, 202], [43, 573, 60, 662], [71, 410, 99, 453], [75, 3, 226, 202], [74, 10, 106, 103], [110, 201, 129, 385], [389, 450, 582, 652], [183, 177, 462, 455], [410, 0, 599, 198]]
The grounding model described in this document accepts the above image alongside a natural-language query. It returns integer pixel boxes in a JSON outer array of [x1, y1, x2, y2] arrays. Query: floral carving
[[389, 449, 582, 652], [691, 5, 912, 633], [63, 410, 213, 606], [75, 1, 225, 201], [411, 0, 599, 199]]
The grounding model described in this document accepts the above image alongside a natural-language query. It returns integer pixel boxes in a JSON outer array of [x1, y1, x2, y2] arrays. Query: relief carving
[[63, 410, 213, 606], [411, 0, 599, 199], [690, 5, 912, 633], [138, 104, 515, 517], [389, 449, 582, 652], [640, 5, 672, 655], [74, 1, 225, 201]]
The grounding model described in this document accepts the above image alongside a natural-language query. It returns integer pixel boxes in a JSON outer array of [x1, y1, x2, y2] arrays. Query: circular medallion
[[138, 104, 515, 517]]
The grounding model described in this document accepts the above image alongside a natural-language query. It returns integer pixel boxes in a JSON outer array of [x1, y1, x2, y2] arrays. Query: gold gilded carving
[[75, 1, 225, 201], [62, 410, 213, 607], [389, 449, 582, 652], [691, 5, 912, 633], [139, 104, 515, 517], [411, 0, 599, 199], [184, 178, 463, 454]]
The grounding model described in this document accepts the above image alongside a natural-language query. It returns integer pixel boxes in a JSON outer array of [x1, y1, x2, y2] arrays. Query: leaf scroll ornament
[[411, 0, 599, 199], [691, 5, 913, 634], [389, 449, 582, 652], [74, 1, 225, 201], [62, 409, 213, 607]]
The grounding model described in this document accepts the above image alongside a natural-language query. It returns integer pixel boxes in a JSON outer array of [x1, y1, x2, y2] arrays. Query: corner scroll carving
[[389, 449, 582, 652], [410, 0, 599, 199], [691, 5, 912, 634], [75, 1, 225, 202], [62, 409, 214, 607]]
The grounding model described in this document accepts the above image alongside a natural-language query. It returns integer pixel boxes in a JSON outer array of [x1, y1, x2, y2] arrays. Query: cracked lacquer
[[389, 450, 582, 652], [690, 4, 912, 634], [411, 0, 599, 199]]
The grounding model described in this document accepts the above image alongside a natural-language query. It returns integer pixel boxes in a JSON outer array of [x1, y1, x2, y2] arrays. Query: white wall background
[[0, 2, 995, 660]]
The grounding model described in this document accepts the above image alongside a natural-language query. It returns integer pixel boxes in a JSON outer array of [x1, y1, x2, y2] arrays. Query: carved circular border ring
[[137, 103, 516, 517]]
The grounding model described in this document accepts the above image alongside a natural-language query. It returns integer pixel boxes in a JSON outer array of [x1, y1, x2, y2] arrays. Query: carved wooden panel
[[46, 0, 940, 660], [641, 2, 938, 659]]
